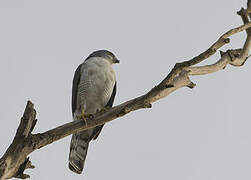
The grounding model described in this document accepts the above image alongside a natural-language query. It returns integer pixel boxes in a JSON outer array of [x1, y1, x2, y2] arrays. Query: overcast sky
[[0, 0, 251, 180]]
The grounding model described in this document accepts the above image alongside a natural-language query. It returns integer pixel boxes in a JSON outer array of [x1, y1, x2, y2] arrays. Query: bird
[[68, 50, 119, 174]]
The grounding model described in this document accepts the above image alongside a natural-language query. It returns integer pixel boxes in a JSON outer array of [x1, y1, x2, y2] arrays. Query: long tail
[[68, 131, 91, 174]]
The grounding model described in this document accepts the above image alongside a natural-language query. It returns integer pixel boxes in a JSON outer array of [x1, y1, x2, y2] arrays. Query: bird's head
[[86, 50, 120, 64]]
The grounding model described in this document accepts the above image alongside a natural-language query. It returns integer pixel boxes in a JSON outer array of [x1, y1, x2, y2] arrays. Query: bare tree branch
[[1, 2, 251, 180]]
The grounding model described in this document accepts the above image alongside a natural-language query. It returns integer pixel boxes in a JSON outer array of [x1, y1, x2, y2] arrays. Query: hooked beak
[[114, 58, 120, 63]]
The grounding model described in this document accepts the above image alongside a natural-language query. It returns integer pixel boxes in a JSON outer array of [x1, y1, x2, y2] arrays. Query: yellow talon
[[81, 109, 88, 126], [76, 108, 94, 125], [76, 109, 88, 125]]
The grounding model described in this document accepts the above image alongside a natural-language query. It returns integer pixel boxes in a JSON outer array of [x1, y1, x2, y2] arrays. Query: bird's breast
[[77, 59, 115, 114]]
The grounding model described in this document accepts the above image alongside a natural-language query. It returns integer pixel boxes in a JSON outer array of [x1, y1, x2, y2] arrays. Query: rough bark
[[1, 1, 251, 179]]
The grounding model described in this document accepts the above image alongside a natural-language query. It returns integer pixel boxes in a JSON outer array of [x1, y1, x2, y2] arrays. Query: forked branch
[[0, 1, 251, 179]]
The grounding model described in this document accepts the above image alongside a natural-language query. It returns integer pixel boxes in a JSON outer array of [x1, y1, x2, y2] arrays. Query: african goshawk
[[68, 50, 119, 174]]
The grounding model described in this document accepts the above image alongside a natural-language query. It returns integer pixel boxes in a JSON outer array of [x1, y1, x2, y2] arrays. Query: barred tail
[[68, 131, 90, 174]]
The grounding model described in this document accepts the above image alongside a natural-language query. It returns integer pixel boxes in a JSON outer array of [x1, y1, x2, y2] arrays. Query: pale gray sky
[[0, 0, 251, 179]]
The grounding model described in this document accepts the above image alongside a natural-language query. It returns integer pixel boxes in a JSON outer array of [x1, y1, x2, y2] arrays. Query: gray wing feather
[[72, 64, 82, 116], [69, 64, 88, 174]]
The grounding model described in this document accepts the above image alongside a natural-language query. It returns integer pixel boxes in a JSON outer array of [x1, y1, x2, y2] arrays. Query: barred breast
[[76, 57, 116, 115]]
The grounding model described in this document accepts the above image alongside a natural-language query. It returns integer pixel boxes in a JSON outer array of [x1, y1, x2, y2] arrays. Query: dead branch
[[1, 1, 251, 179]]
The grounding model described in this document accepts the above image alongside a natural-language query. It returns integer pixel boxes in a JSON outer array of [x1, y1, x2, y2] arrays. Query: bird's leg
[[76, 109, 88, 125], [81, 109, 88, 126], [78, 109, 95, 126]]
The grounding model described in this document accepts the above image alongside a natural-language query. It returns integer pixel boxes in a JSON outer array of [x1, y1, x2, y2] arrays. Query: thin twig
[[0, 3, 251, 180]]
